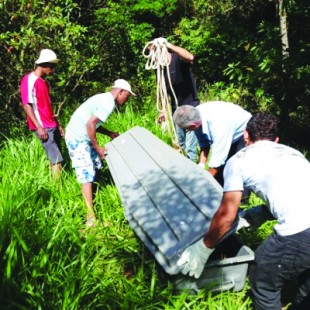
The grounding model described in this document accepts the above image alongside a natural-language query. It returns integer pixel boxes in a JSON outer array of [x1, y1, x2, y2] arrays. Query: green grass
[[0, 107, 277, 309]]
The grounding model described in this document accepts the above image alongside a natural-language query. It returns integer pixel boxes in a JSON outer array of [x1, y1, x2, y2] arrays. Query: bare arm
[[199, 148, 218, 176], [23, 103, 47, 140], [176, 190, 242, 279], [208, 167, 219, 177], [168, 44, 194, 63], [198, 147, 210, 165], [199, 147, 219, 176], [86, 116, 106, 159], [58, 124, 65, 137], [203, 191, 242, 248], [96, 126, 119, 139]]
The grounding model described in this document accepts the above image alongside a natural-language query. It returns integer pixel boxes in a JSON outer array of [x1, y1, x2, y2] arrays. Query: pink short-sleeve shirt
[[20, 72, 57, 130]]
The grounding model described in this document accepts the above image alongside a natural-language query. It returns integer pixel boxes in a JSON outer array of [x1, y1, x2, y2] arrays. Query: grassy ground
[[0, 105, 287, 309]]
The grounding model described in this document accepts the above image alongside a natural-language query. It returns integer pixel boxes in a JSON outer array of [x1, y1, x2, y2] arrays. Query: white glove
[[236, 204, 274, 231], [176, 238, 214, 279]]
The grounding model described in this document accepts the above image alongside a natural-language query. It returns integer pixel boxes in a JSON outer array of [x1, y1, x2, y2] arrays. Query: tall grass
[[0, 107, 258, 309]]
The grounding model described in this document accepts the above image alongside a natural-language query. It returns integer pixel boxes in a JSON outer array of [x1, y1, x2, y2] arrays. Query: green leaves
[[132, 0, 178, 17]]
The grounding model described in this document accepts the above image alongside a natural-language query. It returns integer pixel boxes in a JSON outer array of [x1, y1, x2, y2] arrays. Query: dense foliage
[[0, 0, 309, 149]]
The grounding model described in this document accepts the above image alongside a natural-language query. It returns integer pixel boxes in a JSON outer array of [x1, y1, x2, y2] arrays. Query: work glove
[[236, 204, 274, 231], [176, 238, 214, 279]]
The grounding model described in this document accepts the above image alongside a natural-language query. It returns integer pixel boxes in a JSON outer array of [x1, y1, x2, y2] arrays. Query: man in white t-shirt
[[176, 112, 310, 309], [173, 101, 252, 185], [65, 79, 135, 227]]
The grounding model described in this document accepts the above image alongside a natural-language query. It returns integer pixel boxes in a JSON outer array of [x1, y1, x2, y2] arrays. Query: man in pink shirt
[[20, 49, 64, 177]]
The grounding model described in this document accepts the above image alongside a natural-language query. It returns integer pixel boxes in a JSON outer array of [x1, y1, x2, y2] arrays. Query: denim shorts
[[35, 127, 63, 165], [65, 138, 102, 183]]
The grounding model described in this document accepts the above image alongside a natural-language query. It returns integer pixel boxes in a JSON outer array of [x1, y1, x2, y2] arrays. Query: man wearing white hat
[[20, 48, 64, 177], [65, 79, 135, 227]]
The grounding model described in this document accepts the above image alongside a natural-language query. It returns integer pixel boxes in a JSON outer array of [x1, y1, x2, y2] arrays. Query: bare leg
[[81, 182, 97, 227], [51, 163, 62, 179]]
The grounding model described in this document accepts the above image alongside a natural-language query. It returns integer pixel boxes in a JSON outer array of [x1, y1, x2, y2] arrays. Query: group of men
[[20, 49, 135, 227], [20, 45, 310, 309]]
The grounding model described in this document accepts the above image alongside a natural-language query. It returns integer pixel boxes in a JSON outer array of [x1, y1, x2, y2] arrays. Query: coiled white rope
[[142, 38, 179, 146]]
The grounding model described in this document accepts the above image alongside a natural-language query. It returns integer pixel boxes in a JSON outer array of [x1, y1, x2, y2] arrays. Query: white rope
[[142, 38, 179, 146]]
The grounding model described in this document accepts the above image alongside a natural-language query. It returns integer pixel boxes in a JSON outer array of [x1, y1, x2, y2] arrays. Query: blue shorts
[[65, 138, 102, 183], [35, 127, 63, 165]]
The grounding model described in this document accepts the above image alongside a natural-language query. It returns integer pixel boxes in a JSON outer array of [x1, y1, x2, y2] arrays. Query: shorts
[[65, 137, 102, 183], [35, 127, 63, 165]]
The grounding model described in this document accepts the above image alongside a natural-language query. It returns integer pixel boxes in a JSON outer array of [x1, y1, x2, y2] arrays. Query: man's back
[[65, 92, 115, 142], [224, 140, 310, 236], [167, 54, 199, 110]]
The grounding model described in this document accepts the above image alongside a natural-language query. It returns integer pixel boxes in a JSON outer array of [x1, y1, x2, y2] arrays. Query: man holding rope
[[144, 38, 200, 162]]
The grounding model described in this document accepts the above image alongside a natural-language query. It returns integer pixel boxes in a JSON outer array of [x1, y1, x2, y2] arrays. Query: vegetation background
[[0, 0, 309, 308]]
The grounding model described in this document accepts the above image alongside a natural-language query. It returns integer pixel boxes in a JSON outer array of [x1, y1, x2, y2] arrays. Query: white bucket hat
[[112, 79, 136, 96], [35, 49, 59, 64]]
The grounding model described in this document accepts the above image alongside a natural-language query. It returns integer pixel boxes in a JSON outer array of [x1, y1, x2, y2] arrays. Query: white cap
[[35, 49, 59, 64], [112, 79, 136, 96]]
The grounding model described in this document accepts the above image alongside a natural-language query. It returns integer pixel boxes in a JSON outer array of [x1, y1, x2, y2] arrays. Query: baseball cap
[[112, 79, 136, 96], [35, 49, 59, 64]]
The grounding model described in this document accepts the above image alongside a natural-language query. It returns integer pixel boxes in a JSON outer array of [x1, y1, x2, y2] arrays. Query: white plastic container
[[173, 234, 254, 293]]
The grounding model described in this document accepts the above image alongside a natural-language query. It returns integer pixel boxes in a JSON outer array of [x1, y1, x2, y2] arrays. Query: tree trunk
[[278, 0, 289, 59]]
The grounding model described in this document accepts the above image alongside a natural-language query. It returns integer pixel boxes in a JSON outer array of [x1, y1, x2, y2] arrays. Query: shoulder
[[20, 72, 41, 94], [100, 92, 115, 105], [87, 92, 115, 108], [226, 147, 251, 171], [274, 143, 307, 161], [21, 72, 30, 82], [20, 72, 34, 84], [196, 101, 220, 115], [86, 92, 110, 102]]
